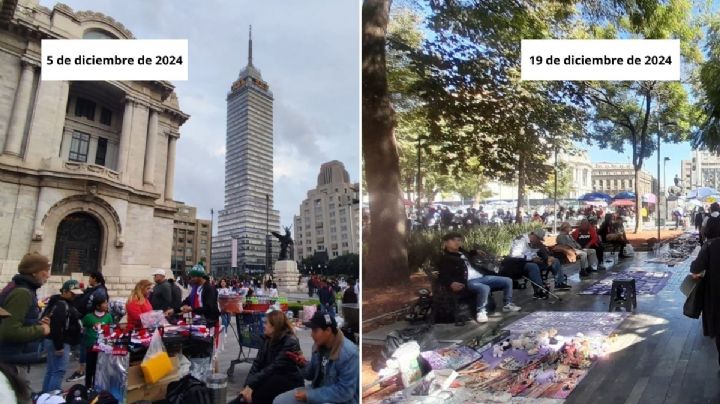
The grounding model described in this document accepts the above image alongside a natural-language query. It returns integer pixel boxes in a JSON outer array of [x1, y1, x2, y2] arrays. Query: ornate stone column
[[164, 133, 177, 200], [4, 59, 36, 156], [117, 98, 134, 178], [143, 107, 160, 185]]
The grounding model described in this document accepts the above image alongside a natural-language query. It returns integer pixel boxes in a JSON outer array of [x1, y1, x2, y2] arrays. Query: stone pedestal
[[274, 260, 300, 293]]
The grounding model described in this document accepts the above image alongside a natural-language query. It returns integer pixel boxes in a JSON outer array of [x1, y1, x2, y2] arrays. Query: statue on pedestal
[[271, 226, 294, 261]]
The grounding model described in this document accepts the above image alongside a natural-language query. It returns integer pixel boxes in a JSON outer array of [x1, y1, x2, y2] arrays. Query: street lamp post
[[664, 157, 670, 225], [657, 121, 661, 243], [553, 141, 558, 236]]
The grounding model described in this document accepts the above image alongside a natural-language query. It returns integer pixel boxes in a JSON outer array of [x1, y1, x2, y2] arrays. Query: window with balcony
[[100, 107, 112, 126], [94, 137, 108, 166], [69, 132, 90, 162], [75, 97, 96, 121]]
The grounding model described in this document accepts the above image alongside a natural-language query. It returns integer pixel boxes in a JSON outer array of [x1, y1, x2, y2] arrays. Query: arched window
[[83, 29, 118, 39]]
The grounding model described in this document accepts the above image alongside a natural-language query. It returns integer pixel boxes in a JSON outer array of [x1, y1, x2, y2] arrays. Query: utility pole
[[657, 120, 661, 243], [553, 140, 558, 236], [664, 157, 670, 226], [266, 194, 270, 275]]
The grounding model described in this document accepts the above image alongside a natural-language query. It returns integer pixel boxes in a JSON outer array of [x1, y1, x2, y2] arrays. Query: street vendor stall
[[363, 312, 629, 403], [88, 311, 219, 403]]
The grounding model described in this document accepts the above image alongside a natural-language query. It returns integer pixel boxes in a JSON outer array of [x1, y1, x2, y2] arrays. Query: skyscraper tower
[[212, 27, 280, 275]]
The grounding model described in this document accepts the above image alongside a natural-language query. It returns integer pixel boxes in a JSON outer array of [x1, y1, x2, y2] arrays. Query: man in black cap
[[438, 232, 521, 323], [276, 311, 358, 404]]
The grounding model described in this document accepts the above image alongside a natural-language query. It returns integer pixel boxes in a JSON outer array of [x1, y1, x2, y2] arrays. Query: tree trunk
[[634, 168, 641, 234], [362, 0, 408, 288], [516, 152, 526, 224]]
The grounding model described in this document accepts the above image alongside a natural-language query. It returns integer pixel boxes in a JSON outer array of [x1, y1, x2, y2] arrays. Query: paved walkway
[[364, 239, 719, 403]]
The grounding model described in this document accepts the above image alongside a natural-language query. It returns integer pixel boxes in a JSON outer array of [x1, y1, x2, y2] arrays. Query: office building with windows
[[293, 161, 359, 262], [171, 203, 211, 276], [212, 28, 280, 275]]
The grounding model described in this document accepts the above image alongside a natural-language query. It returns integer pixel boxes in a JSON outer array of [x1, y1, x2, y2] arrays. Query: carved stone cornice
[[73, 9, 135, 39]]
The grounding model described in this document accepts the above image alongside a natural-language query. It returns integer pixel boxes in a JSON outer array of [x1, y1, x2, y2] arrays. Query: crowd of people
[[0, 253, 359, 404], [406, 203, 644, 232], [436, 212, 632, 323]]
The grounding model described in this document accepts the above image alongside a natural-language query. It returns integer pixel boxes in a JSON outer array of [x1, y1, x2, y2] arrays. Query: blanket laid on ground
[[578, 270, 672, 296]]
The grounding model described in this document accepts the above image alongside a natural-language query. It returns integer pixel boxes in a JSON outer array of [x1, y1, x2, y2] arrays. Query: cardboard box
[[126, 355, 181, 403]]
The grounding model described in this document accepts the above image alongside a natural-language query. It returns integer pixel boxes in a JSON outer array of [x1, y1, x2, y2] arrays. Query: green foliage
[[406, 223, 542, 274], [696, 14, 720, 152], [326, 253, 360, 278], [579, 0, 701, 230], [539, 163, 573, 199]]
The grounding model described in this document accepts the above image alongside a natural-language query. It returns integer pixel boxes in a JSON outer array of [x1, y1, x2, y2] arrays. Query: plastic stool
[[608, 278, 637, 312]]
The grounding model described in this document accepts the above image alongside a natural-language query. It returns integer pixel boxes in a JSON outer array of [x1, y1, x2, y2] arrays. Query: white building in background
[[558, 150, 593, 198], [681, 150, 720, 193], [483, 149, 593, 201], [294, 161, 359, 262], [0, 1, 189, 298]]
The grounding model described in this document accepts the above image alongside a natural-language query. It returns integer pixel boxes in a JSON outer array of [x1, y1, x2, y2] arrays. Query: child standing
[[81, 297, 112, 389]]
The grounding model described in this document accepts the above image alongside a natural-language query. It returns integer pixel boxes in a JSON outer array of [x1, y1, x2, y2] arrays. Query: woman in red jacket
[[572, 219, 606, 271], [126, 280, 153, 328]]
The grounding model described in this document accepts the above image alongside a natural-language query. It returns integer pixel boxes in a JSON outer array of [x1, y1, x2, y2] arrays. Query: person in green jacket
[[0, 252, 51, 364], [81, 298, 112, 389]]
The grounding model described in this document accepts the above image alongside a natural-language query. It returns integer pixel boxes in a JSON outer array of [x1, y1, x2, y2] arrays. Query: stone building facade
[[293, 161, 360, 262], [0, 1, 188, 297], [681, 150, 720, 193], [172, 203, 211, 276], [591, 163, 658, 197]]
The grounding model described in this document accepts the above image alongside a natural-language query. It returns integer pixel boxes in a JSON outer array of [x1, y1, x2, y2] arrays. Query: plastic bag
[[189, 356, 212, 381], [177, 355, 191, 378], [624, 244, 635, 256], [94, 351, 129, 403], [141, 310, 170, 328], [141, 330, 172, 384], [392, 341, 422, 387]]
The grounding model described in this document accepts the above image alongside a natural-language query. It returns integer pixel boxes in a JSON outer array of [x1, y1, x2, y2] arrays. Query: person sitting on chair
[[510, 229, 571, 294], [572, 219, 606, 270], [437, 232, 521, 323], [598, 213, 629, 258], [230, 310, 304, 404], [557, 222, 597, 278]]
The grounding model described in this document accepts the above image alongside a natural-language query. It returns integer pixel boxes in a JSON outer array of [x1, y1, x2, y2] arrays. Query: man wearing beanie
[[179, 264, 219, 325], [0, 252, 52, 364]]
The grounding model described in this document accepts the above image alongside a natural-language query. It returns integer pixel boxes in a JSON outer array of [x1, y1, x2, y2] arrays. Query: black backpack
[[166, 375, 212, 404], [42, 299, 82, 346]]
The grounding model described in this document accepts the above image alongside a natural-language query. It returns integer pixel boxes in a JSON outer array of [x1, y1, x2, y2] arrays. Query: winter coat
[[437, 248, 496, 288], [43, 295, 82, 349], [181, 282, 220, 324], [0, 274, 44, 346], [74, 284, 108, 316], [303, 330, 358, 404], [244, 332, 304, 393], [691, 238, 720, 337], [151, 280, 173, 311]]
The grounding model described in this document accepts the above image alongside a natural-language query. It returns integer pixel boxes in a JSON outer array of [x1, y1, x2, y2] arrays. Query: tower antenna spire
[[248, 25, 253, 66]]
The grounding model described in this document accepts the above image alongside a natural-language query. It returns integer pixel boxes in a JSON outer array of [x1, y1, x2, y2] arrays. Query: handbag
[[683, 276, 705, 319]]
